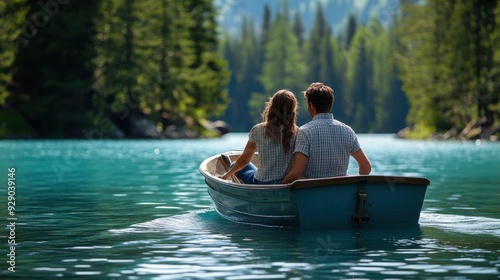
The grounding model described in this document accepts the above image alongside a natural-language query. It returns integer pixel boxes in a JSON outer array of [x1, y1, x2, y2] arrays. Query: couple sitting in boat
[[221, 82, 372, 185]]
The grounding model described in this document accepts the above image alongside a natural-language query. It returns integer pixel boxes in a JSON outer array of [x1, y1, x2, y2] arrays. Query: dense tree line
[[395, 0, 500, 139], [221, 2, 408, 133], [0, 0, 228, 138], [1, 0, 498, 139], [222, 0, 499, 139]]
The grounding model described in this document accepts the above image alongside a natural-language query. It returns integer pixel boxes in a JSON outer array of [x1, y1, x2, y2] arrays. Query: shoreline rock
[[0, 109, 231, 139], [396, 117, 499, 141]]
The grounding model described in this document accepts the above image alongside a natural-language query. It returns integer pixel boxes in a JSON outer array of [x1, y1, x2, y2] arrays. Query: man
[[281, 82, 371, 184]]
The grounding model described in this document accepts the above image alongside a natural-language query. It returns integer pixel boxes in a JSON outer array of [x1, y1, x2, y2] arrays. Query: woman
[[221, 89, 298, 184]]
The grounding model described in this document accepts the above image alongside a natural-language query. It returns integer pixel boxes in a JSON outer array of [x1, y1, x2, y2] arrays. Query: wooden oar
[[219, 154, 243, 184]]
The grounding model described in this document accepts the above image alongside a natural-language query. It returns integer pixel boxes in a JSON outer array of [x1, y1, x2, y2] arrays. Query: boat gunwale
[[289, 175, 430, 190], [200, 153, 430, 191], [200, 154, 288, 190]]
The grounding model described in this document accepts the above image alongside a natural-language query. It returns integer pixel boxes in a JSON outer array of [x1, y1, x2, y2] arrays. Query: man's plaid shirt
[[294, 113, 361, 178], [249, 123, 295, 182]]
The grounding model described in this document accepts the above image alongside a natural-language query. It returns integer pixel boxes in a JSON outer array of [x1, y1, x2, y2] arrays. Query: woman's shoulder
[[249, 123, 266, 138], [250, 123, 265, 131]]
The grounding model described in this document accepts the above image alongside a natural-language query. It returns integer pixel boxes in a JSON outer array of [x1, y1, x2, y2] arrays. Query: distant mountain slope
[[214, 0, 398, 35]]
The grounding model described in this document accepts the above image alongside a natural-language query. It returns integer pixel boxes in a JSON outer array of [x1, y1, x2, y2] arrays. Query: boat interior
[[202, 152, 430, 188], [205, 152, 261, 184]]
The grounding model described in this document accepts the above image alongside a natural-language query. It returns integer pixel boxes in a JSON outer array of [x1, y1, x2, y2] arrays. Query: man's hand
[[281, 153, 308, 184]]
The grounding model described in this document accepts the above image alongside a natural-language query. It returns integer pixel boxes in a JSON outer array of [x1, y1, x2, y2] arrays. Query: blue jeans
[[230, 163, 282, 185]]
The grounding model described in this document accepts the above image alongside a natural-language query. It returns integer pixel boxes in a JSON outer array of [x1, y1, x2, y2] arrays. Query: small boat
[[199, 151, 430, 229]]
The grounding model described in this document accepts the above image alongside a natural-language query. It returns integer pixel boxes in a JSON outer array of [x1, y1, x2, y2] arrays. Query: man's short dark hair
[[303, 82, 334, 113]]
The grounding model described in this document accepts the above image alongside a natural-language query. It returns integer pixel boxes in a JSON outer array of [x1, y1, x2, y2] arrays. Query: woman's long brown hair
[[261, 89, 298, 152]]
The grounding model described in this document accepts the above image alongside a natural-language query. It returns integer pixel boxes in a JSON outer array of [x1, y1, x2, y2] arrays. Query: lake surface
[[0, 134, 499, 279]]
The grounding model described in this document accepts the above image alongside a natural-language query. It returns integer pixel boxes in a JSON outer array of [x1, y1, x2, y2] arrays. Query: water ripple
[[1, 135, 499, 279], [420, 213, 500, 237]]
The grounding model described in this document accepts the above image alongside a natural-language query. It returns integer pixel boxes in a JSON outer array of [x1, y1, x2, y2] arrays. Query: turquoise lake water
[[0, 133, 499, 279]]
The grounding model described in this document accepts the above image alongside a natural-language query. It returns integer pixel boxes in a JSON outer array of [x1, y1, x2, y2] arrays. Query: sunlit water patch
[[420, 213, 500, 237]]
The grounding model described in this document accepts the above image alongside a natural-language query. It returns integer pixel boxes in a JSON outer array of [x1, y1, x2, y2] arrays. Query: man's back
[[280, 82, 371, 184], [294, 113, 360, 178]]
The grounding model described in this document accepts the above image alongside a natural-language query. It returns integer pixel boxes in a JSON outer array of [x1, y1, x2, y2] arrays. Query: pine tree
[[396, 0, 499, 137], [94, 0, 138, 135], [395, 1, 447, 136], [221, 18, 261, 131], [345, 26, 375, 132], [0, 0, 31, 137], [252, 0, 306, 124], [371, 28, 408, 132], [467, 0, 497, 127], [182, 0, 229, 121], [94, 0, 229, 136], [304, 4, 345, 123], [344, 13, 358, 49], [293, 12, 304, 47], [261, 4, 272, 54], [330, 36, 347, 122], [0, 1, 27, 106], [305, 5, 332, 84], [489, 2, 500, 122], [7, 0, 99, 137]]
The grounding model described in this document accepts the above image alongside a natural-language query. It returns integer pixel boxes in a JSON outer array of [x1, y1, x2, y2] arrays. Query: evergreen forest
[[1, 0, 229, 138], [1, 0, 499, 140]]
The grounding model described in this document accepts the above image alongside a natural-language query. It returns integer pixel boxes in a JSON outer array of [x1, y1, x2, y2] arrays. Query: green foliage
[[303, 9, 346, 122], [1, 0, 229, 138], [7, 0, 99, 137], [248, 92, 269, 123], [95, 0, 229, 129], [225, 0, 498, 136], [344, 13, 358, 49], [0, 0, 28, 106], [220, 17, 264, 131], [345, 25, 376, 132], [491, 3, 500, 119], [293, 12, 304, 46], [304, 7, 334, 85], [175, 0, 229, 120], [395, 0, 499, 136], [371, 27, 409, 132], [253, 1, 306, 123], [0, 110, 32, 138], [223, 1, 410, 132], [4, 0, 497, 138]]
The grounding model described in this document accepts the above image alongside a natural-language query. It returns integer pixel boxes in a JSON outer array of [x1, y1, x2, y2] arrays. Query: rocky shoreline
[[0, 110, 231, 139], [397, 117, 499, 141], [113, 115, 231, 139]]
